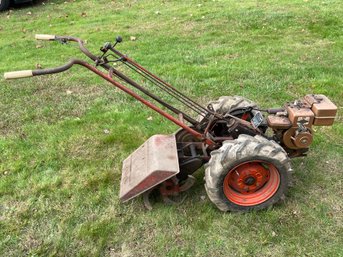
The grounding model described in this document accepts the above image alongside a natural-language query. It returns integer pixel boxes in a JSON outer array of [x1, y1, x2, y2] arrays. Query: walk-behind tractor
[[4, 35, 337, 211]]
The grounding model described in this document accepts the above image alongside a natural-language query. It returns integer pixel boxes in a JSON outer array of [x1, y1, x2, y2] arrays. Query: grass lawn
[[0, 0, 342, 256]]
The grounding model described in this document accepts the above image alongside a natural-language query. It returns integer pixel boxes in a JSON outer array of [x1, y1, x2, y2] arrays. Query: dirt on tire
[[205, 134, 292, 212]]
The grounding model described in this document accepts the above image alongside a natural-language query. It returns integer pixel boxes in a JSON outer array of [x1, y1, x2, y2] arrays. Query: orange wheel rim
[[223, 161, 280, 206]]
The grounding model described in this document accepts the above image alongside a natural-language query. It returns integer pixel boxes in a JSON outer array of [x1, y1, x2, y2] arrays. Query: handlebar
[[4, 34, 129, 80], [4, 33, 132, 80], [2, 34, 257, 137], [4, 59, 84, 80], [35, 34, 56, 41], [4, 34, 103, 80], [4, 70, 33, 79]]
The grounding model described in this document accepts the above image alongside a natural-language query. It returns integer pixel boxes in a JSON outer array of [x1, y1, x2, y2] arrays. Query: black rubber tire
[[175, 127, 199, 143], [205, 134, 292, 212], [198, 95, 258, 122], [0, 0, 10, 11], [207, 95, 258, 114]]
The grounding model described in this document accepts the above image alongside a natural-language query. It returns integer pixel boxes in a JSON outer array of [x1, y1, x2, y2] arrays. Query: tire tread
[[205, 134, 292, 212]]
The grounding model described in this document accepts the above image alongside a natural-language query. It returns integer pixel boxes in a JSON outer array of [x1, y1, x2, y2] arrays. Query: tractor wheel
[[198, 96, 258, 122], [207, 95, 258, 114], [205, 134, 292, 212]]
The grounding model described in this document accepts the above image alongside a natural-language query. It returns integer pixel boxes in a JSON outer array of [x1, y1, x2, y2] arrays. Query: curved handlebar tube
[[33, 58, 213, 144], [4, 70, 33, 79], [44, 36, 200, 125], [4, 34, 261, 144], [5, 54, 213, 144], [35, 34, 56, 41]]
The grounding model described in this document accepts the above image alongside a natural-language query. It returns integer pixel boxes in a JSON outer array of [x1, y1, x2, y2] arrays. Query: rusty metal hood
[[119, 134, 180, 202]]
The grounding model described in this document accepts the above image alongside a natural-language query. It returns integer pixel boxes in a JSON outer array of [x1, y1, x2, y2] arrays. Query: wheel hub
[[223, 160, 281, 206], [244, 176, 256, 186], [228, 163, 269, 193]]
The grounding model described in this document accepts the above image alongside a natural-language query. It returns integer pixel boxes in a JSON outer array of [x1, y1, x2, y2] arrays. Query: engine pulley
[[291, 130, 313, 148]]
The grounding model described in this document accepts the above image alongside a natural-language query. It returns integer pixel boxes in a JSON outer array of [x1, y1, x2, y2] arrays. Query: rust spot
[[154, 136, 164, 146]]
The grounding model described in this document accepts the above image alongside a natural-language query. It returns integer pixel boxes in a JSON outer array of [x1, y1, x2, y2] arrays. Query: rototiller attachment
[[4, 35, 338, 212]]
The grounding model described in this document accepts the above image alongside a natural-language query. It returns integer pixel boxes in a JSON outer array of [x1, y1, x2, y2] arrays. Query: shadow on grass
[[7, 0, 65, 12]]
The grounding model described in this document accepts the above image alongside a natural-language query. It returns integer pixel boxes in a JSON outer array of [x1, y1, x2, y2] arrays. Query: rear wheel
[[205, 134, 291, 212], [198, 95, 259, 122], [0, 0, 10, 11], [207, 95, 257, 114]]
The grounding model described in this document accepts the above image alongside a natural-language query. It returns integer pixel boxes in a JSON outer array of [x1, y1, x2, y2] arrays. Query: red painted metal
[[75, 60, 215, 145], [159, 179, 180, 196], [111, 50, 262, 135], [227, 162, 269, 193], [120, 134, 180, 202], [241, 112, 250, 121], [223, 161, 280, 206]]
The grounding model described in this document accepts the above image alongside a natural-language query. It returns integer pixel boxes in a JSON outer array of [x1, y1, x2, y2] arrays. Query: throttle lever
[[112, 36, 123, 48], [100, 42, 112, 53]]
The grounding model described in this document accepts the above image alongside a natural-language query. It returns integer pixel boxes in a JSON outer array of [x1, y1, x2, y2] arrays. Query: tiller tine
[[143, 188, 155, 211], [142, 175, 196, 210], [179, 175, 196, 192], [119, 134, 180, 203]]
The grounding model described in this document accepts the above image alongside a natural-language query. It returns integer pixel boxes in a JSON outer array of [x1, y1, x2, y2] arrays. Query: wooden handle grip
[[35, 34, 56, 40], [4, 70, 33, 80]]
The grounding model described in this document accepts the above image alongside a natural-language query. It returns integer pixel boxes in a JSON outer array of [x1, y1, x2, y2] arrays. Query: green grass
[[1, 0, 342, 256]]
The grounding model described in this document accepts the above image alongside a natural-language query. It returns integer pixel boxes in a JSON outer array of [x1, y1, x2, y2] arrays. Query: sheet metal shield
[[119, 134, 179, 202]]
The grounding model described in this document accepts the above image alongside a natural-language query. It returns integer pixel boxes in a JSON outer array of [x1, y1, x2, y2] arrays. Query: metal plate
[[266, 115, 292, 129], [119, 134, 180, 202], [251, 111, 264, 128]]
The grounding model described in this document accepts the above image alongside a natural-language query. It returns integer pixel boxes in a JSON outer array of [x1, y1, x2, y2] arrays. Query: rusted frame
[[53, 36, 199, 126], [32, 59, 215, 145], [31, 35, 263, 146]]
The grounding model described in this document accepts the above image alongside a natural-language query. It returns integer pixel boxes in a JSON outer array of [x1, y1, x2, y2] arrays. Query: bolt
[[301, 138, 308, 144], [244, 176, 256, 185]]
